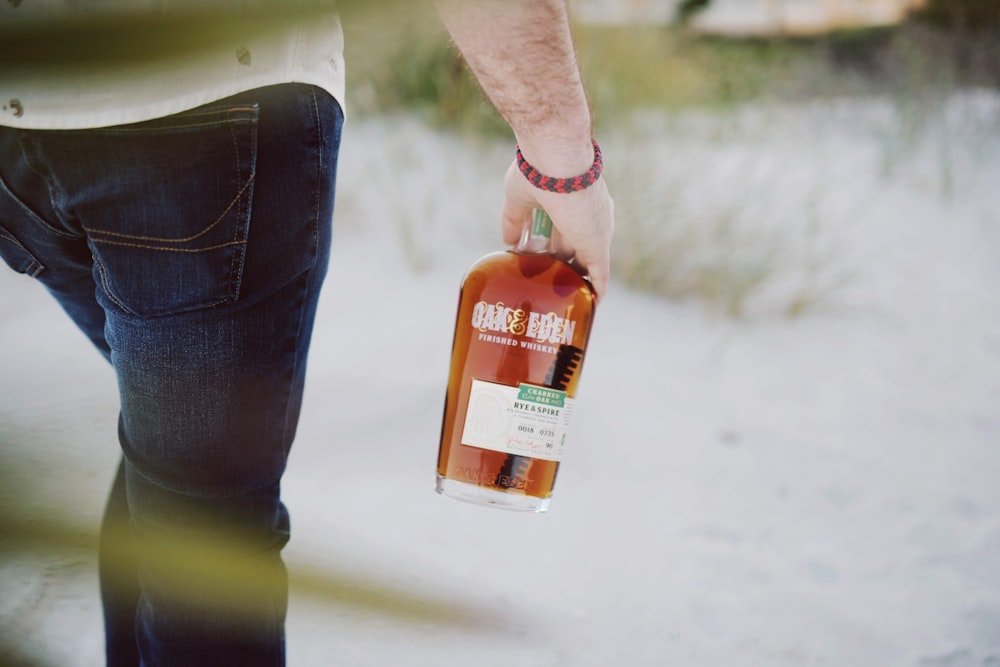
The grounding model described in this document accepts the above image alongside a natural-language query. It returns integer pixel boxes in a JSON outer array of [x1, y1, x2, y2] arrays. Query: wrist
[[515, 139, 602, 194], [512, 127, 595, 177]]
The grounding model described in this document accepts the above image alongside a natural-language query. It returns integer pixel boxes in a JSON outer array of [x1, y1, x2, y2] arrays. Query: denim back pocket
[[36, 104, 259, 318]]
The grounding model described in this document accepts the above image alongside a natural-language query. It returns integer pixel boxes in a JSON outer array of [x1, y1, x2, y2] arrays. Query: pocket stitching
[[83, 173, 255, 244], [83, 239, 246, 253], [97, 107, 258, 134], [225, 115, 253, 304]]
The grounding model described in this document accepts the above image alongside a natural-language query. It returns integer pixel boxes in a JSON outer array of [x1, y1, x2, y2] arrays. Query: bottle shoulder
[[461, 250, 595, 303]]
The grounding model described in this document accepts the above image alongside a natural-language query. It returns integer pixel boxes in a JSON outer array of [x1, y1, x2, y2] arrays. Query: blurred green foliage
[[343, 9, 510, 137], [345, 12, 999, 136], [0, 501, 511, 664]]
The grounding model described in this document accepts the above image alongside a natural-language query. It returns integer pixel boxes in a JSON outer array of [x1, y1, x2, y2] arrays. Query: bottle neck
[[514, 209, 553, 255]]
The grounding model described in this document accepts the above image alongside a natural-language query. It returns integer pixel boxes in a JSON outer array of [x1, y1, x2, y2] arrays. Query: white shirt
[[0, 3, 345, 129]]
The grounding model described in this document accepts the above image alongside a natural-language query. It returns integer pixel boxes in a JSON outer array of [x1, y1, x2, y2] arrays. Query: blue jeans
[[0, 83, 343, 666]]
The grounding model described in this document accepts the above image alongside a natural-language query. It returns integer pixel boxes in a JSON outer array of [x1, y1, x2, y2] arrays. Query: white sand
[[1, 92, 999, 665]]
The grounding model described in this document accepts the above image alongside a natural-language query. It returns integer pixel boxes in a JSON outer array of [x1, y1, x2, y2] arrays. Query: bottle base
[[435, 475, 552, 513]]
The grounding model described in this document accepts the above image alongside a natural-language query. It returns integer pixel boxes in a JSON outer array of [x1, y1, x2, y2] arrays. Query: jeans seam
[[92, 253, 136, 315], [309, 88, 321, 256], [277, 87, 324, 463]]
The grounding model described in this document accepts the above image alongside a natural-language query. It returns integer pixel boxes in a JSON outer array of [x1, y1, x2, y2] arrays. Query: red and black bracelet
[[515, 139, 603, 194]]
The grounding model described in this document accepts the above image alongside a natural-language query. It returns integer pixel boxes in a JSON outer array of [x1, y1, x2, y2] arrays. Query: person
[[0, 0, 614, 664]]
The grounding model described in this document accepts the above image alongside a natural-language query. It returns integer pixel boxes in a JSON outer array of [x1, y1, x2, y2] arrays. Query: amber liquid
[[437, 249, 596, 502]]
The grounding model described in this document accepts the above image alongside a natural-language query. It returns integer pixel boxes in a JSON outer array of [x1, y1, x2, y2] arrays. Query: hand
[[434, 0, 613, 299], [500, 159, 615, 302]]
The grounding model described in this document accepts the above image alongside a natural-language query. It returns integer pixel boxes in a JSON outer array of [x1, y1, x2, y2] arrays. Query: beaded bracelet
[[515, 139, 603, 193]]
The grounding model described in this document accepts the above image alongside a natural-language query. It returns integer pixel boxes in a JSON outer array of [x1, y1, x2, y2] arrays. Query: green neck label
[[532, 209, 553, 238]]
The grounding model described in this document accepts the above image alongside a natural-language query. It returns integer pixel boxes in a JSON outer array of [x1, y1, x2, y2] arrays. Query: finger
[[500, 198, 529, 246], [581, 253, 609, 302], [548, 227, 576, 263], [500, 161, 535, 245]]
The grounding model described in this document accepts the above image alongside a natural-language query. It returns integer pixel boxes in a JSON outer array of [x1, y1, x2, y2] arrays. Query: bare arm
[[435, 0, 614, 300]]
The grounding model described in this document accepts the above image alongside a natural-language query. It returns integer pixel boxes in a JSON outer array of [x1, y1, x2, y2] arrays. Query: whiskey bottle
[[436, 209, 596, 512]]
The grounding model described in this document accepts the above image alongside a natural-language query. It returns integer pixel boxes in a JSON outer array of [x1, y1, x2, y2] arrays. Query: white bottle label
[[460, 379, 575, 462]]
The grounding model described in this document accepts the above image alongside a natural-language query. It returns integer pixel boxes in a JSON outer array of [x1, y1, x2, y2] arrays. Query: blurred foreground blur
[[2, 1, 999, 665]]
